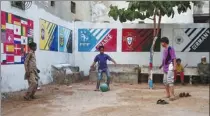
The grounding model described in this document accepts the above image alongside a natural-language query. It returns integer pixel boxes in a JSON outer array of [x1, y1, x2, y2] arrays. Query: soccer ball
[[100, 83, 109, 92]]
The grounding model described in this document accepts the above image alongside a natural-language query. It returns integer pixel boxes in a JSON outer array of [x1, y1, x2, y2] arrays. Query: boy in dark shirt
[[91, 46, 117, 91]]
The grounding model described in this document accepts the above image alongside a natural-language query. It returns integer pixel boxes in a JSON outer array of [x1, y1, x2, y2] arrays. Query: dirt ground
[[2, 82, 209, 116]]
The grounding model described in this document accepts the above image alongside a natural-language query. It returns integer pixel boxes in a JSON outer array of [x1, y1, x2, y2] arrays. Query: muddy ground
[[2, 82, 209, 116]]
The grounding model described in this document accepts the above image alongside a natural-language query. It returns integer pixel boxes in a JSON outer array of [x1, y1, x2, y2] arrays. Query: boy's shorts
[[163, 70, 174, 86]]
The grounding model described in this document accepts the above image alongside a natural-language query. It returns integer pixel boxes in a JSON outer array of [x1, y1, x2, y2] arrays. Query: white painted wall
[[98, 1, 195, 24], [1, 1, 209, 92], [72, 1, 91, 21], [193, 1, 209, 14], [74, 22, 209, 76], [1, 1, 74, 92]]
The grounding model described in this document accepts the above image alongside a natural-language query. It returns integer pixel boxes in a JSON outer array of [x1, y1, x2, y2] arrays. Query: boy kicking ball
[[159, 37, 177, 101], [90, 46, 117, 91]]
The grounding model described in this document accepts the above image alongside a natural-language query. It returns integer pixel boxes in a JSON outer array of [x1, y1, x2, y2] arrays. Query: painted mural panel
[[122, 29, 161, 52], [1, 11, 34, 65], [173, 28, 210, 52], [78, 28, 117, 52], [39, 19, 58, 51], [58, 26, 73, 53]]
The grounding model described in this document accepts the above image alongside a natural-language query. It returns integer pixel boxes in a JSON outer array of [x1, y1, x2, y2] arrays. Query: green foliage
[[108, 1, 200, 23]]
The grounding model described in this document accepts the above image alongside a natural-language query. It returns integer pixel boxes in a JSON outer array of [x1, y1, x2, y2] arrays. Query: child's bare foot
[[165, 96, 170, 98], [30, 96, 37, 99], [169, 96, 176, 101], [165, 94, 170, 98], [108, 87, 110, 91], [24, 96, 30, 101]]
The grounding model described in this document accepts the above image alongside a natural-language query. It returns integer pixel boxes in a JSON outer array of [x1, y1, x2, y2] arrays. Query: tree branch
[[153, 10, 157, 37], [156, 11, 162, 35], [148, 17, 154, 20]]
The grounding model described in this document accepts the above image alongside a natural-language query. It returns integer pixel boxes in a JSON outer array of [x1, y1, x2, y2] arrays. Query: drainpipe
[[90, 1, 95, 22]]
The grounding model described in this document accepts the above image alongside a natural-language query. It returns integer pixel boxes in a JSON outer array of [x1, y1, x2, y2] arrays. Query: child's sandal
[[179, 93, 184, 97], [157, 99, 169, 104], [185, 93, 191, 97]]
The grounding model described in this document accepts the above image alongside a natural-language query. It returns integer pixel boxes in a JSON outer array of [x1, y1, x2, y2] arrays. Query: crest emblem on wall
[[41, 28, 45, 40], [59, 36, 64, 47], [59, 29, 64, 47], [175, 36, 184, 45], [126, 37, 133, 45], [123, 32, 136, 49]]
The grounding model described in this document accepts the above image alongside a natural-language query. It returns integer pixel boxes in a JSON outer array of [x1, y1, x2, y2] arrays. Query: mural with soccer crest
[[58, 26, 73, 53], [122, 29, 161, 52], [39, 19, 58, 51], [173, 28, 210, 52], [1, 11, 34, 65]]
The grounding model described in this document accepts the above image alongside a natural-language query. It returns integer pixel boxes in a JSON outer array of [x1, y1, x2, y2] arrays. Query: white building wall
[[97, 1, 195, 24], [1, 1, 74, 92], [193, 1, 209, 14], [70, 1, 209, 23], [71, 1, 91, 21], [74, 22, 209, 76], [202, 1, 209, 14]]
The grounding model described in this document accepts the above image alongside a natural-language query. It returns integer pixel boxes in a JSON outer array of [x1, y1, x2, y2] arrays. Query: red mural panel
[[122, 29, 161, 52], [95, 29, 117, 52]]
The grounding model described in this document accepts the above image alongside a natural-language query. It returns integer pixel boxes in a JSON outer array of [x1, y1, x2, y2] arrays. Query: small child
[[175, 58, 185, 85]]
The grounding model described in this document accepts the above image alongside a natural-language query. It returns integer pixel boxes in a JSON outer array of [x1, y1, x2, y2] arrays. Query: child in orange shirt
[[175, 58, 185, 85]]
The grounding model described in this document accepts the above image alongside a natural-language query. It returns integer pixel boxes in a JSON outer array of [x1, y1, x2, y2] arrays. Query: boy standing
[[175, 58, 185, 85], [91, 46, 117, 91], [159, 37, 177, 101], [24, 42, 40, 100]]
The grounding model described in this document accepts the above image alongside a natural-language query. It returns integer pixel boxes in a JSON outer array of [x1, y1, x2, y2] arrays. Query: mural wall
[[173, 28, 210, 52], [1, 11, 34, 65], [122, 29, 161, 52], [78, 28, 117, 52], [58, 26, 73, 53], [39, 19, 58, 51]]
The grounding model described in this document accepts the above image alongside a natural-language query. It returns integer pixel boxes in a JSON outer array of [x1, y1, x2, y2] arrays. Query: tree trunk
[[153, 13, 157, 37], [156, 14, 161, 37], [148, 13, 162, 89]]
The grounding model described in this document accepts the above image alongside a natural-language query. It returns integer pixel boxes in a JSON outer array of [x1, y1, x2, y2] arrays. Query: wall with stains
[[1, 2, 209, 92], [74, 22, 209, 76], [1, 2, 74, 92]]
